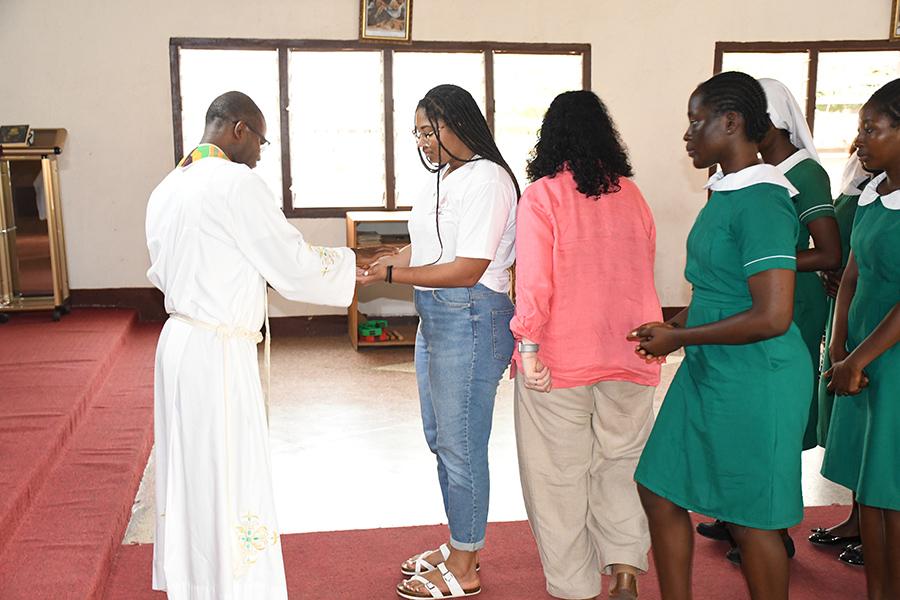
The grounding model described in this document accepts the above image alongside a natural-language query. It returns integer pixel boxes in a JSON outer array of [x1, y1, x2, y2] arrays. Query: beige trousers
[[515, 377, 656, 600]]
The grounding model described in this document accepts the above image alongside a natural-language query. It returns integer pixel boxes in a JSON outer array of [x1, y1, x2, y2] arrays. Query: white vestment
[[146, 155, 355, 599]]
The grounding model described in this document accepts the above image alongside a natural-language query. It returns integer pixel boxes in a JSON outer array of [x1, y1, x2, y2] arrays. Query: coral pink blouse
[[510, 169, 662, 388]]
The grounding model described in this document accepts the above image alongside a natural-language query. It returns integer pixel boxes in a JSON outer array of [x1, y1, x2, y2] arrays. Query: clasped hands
[[627, 321, 682, 364], [354, 246, 398, 285], [520, 351, 552, 393], [823, 344, 869, 396]]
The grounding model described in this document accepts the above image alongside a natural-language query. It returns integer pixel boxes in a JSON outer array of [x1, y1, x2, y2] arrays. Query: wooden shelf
[[346, 211, 416, 349]]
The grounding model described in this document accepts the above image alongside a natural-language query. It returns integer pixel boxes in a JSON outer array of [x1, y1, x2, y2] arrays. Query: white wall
[[0, 0, 889, 314]]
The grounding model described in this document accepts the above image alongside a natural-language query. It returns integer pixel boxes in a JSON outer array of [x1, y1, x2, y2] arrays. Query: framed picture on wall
[[360, 0, 412, 42], [892, 0, 900, 40]]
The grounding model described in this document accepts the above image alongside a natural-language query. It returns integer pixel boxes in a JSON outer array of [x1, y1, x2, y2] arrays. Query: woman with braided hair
[[629, 71, 812, 600], [357, 84, 519, 599]]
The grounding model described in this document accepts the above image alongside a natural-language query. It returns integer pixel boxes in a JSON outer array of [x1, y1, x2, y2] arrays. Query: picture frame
[[359, 0, 412, 43], [892, 0, 900, 41]]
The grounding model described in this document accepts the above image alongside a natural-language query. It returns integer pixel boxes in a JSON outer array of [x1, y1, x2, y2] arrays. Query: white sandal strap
[[408, 574, 444, 598], [437, 562, 465, 597], [413, 556, 436, 574], [410, 543, 452, 575]]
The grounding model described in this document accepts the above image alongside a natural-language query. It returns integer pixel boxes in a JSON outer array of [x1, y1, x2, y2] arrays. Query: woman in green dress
[[810, 150, 871, 553], [630, 71, 812, 600], [696, 79, 842, 561], [759, 78, 842, 452], [825, 79, 900, 600]]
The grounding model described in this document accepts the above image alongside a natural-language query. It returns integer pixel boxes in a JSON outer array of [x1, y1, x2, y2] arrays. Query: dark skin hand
[[824, 253, 898, 395], [354, 245, 401, 268], [820, 268, 843, 298], [629, 269, 796, 359]]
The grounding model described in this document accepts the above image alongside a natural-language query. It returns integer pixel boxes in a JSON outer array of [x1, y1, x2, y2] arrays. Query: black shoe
[[808, 527, 862, 546], [724, 532, 795, 565], [783, 532, 796, 558], [838, 544, 864, 566], [697, 519, 731, 541]]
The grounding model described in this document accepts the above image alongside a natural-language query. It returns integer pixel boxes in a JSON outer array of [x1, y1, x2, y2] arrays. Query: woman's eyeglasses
[[412, 126, 444, 142]]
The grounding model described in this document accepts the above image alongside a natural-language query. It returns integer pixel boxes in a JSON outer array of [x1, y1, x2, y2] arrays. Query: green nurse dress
[[635, 166, 813, 529], [818, 186, 868, 489], [780, 151, 835, 450], [839, 176, 900, 510]]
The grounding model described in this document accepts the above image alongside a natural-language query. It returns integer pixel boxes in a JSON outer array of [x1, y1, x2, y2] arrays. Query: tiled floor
[[123, 334, 851, 543]]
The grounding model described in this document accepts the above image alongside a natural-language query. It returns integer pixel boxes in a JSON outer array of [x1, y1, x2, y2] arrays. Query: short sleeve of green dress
[[635, 180, 814, 530], [843, 182, 900, 510], [783, 157, 835, 450]]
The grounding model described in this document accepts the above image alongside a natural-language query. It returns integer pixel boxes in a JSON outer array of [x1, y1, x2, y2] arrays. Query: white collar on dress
[[859, 172, 900, 210], [705, 163, 799, 197], [774, 148, 813, 175]]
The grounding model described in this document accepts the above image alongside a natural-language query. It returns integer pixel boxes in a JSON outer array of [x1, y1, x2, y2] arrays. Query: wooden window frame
[[714, 39, 900, 135], [169, 37, 591, 218]]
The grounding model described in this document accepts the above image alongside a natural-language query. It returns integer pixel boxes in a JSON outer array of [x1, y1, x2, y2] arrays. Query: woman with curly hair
[[510, 90, 662, 600]]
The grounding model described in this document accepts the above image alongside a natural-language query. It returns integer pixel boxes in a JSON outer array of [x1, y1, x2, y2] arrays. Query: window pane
[[289, 51, 386, 209], [494, 53, 584, 191], [815, 51, 900, 196], [179, 49, 282, 208], [721, 52, 809, 117], [393, 52, 485, 207]]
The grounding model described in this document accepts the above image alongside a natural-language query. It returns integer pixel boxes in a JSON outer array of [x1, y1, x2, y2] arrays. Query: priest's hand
[[357, 262, 387, 286], [627, 322, 672, 364], [354, 245, 400, 268]]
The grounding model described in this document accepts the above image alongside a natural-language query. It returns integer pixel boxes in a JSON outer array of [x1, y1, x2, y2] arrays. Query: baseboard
[[70, 288, 167, 322]]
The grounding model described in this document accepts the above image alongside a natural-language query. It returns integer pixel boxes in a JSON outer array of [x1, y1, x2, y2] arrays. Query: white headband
[[759, 78, 820, 164]]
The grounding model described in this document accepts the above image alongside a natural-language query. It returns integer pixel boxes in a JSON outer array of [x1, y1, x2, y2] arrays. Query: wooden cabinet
[[345, 211, 417, 349]]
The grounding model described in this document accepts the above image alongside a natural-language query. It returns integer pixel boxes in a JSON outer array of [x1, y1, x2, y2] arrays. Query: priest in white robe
[[146, 91, 375, 599]]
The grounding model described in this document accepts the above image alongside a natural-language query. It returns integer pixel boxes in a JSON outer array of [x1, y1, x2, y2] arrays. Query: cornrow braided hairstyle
[[416, 84, 520, 264], [695, 71, 770, 143], [865, 78, 900, 126]]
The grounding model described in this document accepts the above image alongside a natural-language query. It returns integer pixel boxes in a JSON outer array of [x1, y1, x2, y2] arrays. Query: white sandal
[[396, 562, 481, 599], [400, 543, 480, 577]]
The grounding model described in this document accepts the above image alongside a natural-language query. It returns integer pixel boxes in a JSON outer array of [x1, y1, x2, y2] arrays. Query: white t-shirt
[[408, 157, 517, 293]]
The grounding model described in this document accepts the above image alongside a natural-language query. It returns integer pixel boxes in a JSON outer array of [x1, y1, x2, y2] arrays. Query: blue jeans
[[414, 284, 514, 551]]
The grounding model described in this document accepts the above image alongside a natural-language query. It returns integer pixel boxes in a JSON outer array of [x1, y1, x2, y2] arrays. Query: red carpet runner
[[105, 506, 864, 600], [0, 309, 160, 599]]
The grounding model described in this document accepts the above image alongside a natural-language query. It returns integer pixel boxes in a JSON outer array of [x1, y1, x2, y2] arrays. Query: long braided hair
[[416, 84, 520, 264], [695, 71, 770, 143]]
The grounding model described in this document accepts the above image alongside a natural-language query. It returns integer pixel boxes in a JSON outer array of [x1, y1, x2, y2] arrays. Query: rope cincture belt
[[168, 311, 271, 423]]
